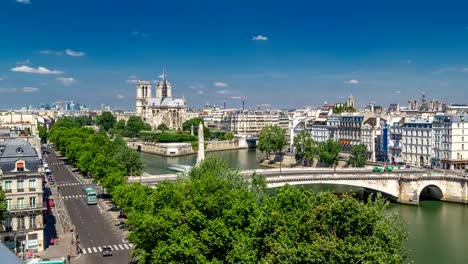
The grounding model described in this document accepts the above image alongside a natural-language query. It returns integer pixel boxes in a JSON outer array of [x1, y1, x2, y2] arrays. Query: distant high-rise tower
[[136, 80, 152, 115], [347, 94, 355, 109], [156, 67, 172, 98]]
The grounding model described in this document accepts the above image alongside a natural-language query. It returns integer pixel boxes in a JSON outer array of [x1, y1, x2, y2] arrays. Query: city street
[[44, 147, 133, 264]]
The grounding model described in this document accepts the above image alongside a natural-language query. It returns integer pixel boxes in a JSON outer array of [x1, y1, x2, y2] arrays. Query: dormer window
[[16, 147, 24, 154], [17, 162, 25, 171]]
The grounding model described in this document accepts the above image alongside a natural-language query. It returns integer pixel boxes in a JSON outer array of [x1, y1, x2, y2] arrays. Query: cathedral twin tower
[[136, 68, 186, 129]]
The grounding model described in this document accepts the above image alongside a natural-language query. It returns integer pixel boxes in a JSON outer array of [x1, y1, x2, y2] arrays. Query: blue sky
[[1, 0, 468, 110]]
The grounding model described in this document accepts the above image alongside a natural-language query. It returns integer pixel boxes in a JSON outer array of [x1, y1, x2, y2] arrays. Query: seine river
[[141, 149, 468, 263]]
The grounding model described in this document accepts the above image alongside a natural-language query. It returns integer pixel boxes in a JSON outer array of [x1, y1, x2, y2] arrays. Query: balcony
[[4, 189, 12, 193], [17, 188, 24, 193], [7, 203, 45, 212]]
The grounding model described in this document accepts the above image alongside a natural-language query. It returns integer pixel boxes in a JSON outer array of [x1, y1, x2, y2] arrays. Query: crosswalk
[[62, 194, 85, 199], [81, 243, 133, 255], [50, 162, 65, 165], [56, 182, 82, 187]]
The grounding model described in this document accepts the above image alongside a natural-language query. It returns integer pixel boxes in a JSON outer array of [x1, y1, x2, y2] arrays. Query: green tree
[[38, 125, 48, 144], [114, 145, 144, 176], [125, 116, 148, 138], [96, 112, 116, 132], [115, 120, 126, 130], [318, 140, 341, 171], [225, 131, 234, 140], [182, 117, 211, 139], [0, 188, 7, 223], [293, 129, 316, 166], [258, 125, 287, 160], [117, 156, 408, 263], [349, 144, 368, 167], [157, 123, 169, 132]]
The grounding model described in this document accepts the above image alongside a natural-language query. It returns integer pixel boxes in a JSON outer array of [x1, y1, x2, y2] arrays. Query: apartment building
[[387, 117, 405, 164], [432, 114, 468, 170], [338, 114, 366, 153], [0, 138, 45, 254], [361, 117, 381, 162], [402, 119, 433, 167], [223, 110, 279, 137]]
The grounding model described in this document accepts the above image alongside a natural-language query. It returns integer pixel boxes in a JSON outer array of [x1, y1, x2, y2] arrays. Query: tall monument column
[[196, 123, 205, 166]]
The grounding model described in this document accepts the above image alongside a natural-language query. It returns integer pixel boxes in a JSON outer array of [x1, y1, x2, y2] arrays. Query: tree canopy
[[38, 125, 48, 144], [157, 123, 169, 132], [182, 118, 211, 139], [349, 144, 368, 167], [113, 155, 408, 263], [96, 112, 116, 132], [318, 140, 341, 170], [258, 125, 287, 159], [48, 116, 144, 193], [0, 188, 7, 223], [293, 129, 316, 166]]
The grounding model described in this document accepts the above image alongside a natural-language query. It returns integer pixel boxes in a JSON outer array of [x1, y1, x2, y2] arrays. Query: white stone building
[[432, 114, 468, 170], [0, 138, 45, 254], [387, 117, 405, 164], [136, 69, 186, 129], [224, 110, 279, 137], [402, 118, 433, 167], [361, 117, 381, 162]]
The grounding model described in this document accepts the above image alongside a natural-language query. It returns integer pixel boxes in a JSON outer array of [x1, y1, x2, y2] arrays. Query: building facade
[[402, 119, 433, 167], [338, 114, 365, 153], [432, 114, 468, 170], [224, 110, 279, 137], [136, 70, 187, 129], [0, 138, 45, 255]]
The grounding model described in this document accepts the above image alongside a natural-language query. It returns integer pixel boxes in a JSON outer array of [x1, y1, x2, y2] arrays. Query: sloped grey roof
[[0, 138, 40, 173], [147, 97, 186, 108]]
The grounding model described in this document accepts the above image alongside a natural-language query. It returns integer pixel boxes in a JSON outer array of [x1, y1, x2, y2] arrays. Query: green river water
[[140, 149, 468, 263]]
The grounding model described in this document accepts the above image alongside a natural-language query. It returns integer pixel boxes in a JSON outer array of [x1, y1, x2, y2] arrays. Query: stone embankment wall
[[128, 139, 248, 156]]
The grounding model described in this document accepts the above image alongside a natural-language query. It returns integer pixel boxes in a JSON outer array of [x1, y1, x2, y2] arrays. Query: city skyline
[[2, 0, 468, 109]]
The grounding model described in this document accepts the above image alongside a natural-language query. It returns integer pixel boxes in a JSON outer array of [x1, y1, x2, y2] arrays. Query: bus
[[26, 257, 66, 264], [82, 187, 98, 205]]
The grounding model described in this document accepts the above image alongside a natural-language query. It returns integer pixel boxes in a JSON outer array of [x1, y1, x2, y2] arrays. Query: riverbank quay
[[127, 139, 248, 156]]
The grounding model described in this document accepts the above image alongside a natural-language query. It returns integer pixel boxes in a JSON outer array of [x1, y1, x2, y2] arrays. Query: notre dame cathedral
[[136, 69, 186, 129]]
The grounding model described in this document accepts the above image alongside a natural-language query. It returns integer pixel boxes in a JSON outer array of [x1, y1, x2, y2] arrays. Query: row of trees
[[48, 117, 144, 193], [112, 156, 408, 263], [293, 129, 369, 168]]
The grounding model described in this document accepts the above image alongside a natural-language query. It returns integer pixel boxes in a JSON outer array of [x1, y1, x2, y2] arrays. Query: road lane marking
[[92, 247, 97, 253], [113, 245, 119, 250], [123, 244, 129, 249], [118, 244, 124, 250], [98, 246, 102, 252]]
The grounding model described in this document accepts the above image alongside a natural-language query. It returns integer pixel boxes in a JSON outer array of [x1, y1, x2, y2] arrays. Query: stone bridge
[[128, 169, 468, 205]]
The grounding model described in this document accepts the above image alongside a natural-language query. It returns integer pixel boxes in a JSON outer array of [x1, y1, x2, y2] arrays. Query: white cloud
[[56, 77, 76, 86], [40, 50, 63, 56], [252, 35, 268, 41], [344, 79, 359, 84], [16, 0, 31, 4], [16, 59, 30, 65], [116, 94, 125, 99], [126, 79, 139, 84], [197, 90, 204, 95], [129, 75, 137, 79], [216, 90, 233, 95], [395, 90, 401, 94], [65, 49, 85, 57], [213, 81, 228, 87], [11, 65, 63, 75], [22, 87, 39, 93], [131, 31, 149, 38]]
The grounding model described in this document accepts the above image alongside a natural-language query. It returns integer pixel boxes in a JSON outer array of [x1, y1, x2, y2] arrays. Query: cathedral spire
[[162, 65, 166, 81]]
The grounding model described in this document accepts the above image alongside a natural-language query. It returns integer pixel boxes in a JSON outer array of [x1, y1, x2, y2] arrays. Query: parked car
[[385, 166, 394, 172], [102, 246, 112, 257], [373, 167, 383, 172]]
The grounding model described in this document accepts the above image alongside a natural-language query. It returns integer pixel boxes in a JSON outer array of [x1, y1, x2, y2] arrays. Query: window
[[3, 181, 12, 193], [29, 215, 37, 229], [17, 180, 24, 192], [17, 198, 24, 209], [6, 199, 12, 210], [29, 180, 36, 191], [463, 144, 465, 150], [29, 197, 36, 208], [18, 216, 25, 229], [16, 161, 24, 171]]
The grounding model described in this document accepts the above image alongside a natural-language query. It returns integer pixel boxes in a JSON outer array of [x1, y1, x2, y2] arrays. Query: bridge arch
[[266, 179, 400, 200], [136, 144, 142, 152], [419, 184, 444, 201]]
